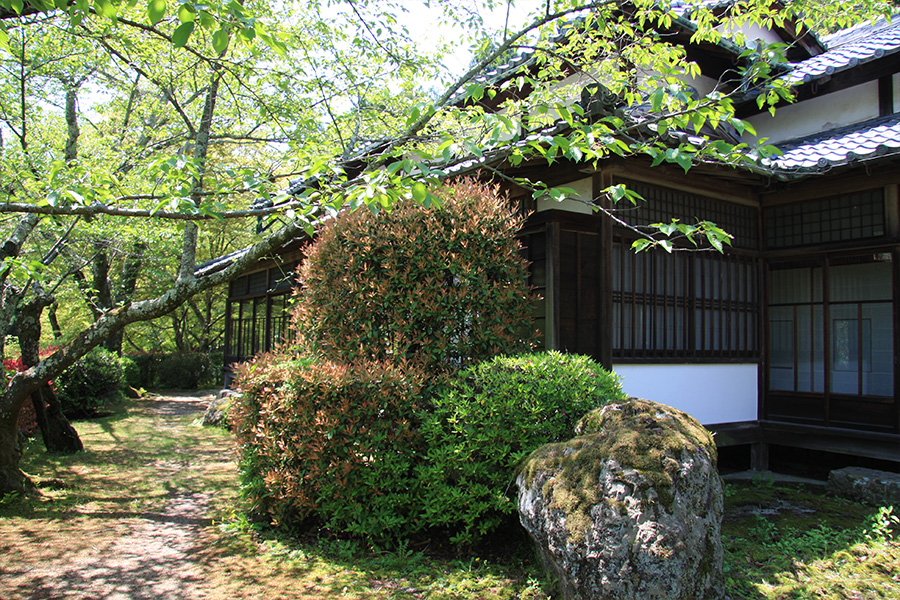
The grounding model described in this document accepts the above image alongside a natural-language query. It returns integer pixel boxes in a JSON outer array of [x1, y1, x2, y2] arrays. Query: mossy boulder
[[516, 398, 724, 600], [201, 390, 237, 428]]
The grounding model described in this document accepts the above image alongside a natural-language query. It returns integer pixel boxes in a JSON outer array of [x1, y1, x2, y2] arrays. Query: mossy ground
[[0, 393, 550, 600], [722, 478, 900, 599], [1, 394, 896, 599]]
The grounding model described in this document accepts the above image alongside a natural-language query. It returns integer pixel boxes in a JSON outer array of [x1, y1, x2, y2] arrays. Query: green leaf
[[147, 0, 166, 24], [177, 3, 195, 22], [631, 239, 652, 253], [672, 149, 693, 173], [656, 222, 678, 236], [649, 87, 665, 112], [466, 83, 485, 102], [0, 27, 8, 54], [198, 9, 215, 29], [607, 184, 626, 203], [411, 182, 427, 204], [172, 21, 194, 47], [211, 27, 230, 54], [95, 0, 116, 19]]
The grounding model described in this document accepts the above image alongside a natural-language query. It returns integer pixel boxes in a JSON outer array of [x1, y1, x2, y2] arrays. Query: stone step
[[827, 466, 900, 507]]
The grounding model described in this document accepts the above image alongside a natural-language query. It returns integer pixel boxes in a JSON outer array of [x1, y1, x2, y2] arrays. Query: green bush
[[120, 356, 140, 389], [417, 351, 625, 545], [204, 350, 224, 387], [124, 353, 162, 388], [157, 352, 211, 389], [232, 353, 426, 544], [56, 347, 124, 418], [293, 179, 535, 372], [123, 352, 218, 390]]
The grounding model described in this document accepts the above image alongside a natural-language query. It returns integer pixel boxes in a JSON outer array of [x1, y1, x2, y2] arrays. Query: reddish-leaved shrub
[[233, 353, 426, 543], [233, 179, 541, 545], [293, 179, 535, 372]]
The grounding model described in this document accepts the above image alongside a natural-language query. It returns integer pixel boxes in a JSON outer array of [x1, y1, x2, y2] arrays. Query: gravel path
[[2, 392, 225, 600]]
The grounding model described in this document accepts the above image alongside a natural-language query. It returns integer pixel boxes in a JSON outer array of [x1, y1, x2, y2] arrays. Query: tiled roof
[[669, 0, 736, 17], [785, 14, 900, 85], [460, 1, 746, 103], [765, 112, 900, 174]]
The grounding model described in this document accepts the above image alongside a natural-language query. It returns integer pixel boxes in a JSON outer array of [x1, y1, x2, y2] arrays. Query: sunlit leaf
[[211, 28, 230, 53], [177, 4, 196, 23], [147, 0, 166, 24], [172, 21, 194, 47], [411, 182, 428, 204]]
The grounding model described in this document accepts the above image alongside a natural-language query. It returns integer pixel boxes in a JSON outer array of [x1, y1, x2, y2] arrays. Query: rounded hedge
[[56, 346, 124, 418], [417, 351, 625, 545], [293, 179, 536, 372], [232, 353, 426, 544]]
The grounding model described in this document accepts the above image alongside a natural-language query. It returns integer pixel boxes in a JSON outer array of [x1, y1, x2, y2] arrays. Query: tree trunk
[[105, 240, 146, 355], [30, 385, 82, 454], [0, 407, 31, 495], [17, 296, 82, 454], [47, 302, 63, 339]]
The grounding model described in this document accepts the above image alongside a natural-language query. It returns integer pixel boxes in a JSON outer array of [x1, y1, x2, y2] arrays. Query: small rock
[[201, 392, 237, 428], [517, 398, 724, 600]]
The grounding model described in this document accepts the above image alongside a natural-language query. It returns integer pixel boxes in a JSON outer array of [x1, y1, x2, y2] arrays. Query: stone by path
[[2, 393, 223, 600]]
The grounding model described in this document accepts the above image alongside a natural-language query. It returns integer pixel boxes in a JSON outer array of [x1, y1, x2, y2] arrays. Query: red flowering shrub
[[5, 346, 57, 438]]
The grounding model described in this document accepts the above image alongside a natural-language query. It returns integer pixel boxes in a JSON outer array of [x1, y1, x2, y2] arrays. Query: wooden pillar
[[594, 171, 614, 370], [546, 220, 561, 350], [751, 442, 770, 472]]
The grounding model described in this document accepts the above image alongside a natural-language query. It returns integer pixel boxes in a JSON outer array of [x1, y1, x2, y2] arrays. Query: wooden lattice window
[[612, 237, 759, 360], [616, 179, 759, 250], [765, 189, 885, 249]]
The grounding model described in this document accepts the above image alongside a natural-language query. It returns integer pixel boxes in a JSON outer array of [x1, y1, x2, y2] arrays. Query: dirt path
[[1, 392, 229, 600]]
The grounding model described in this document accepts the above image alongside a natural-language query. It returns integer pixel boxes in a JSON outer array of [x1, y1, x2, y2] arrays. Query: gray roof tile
[[766, 112, 900, 173], [785, 15, 900, 85]]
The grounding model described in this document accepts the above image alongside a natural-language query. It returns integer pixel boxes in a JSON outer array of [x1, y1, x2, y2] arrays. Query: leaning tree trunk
[[18, 296, 82, 453], [0, 405, 31, 494]]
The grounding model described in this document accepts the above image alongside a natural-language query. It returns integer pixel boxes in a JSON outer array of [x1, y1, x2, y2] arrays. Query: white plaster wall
[[612, 363, 759, 425], [747, 82, 880, 144], [717, 22, 783, 46], [537, 176, 594, 214]]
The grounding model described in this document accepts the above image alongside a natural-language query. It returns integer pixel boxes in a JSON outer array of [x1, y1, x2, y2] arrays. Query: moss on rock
[[518, 397, 718, 536], [516, 398, 725, 600]]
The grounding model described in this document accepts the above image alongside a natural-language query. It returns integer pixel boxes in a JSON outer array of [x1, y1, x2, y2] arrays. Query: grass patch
[[722, 480, 900, 599], [1, 396, 897, 599]]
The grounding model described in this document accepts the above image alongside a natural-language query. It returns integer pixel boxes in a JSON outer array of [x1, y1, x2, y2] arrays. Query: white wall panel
[[612, 363, 759, 425]]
